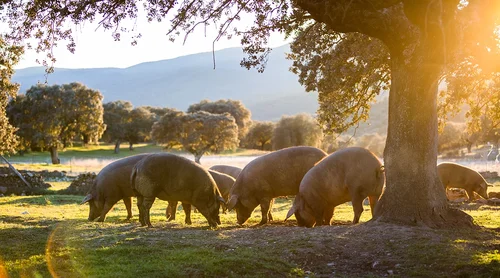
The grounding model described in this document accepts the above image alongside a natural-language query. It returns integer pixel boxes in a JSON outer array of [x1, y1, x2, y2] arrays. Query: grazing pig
[[166, 169, 236, 223], [131, 153, 225, 228], [227, 146, 327, 225], [286, 147, 385, 227], [209, 165, 242, 179], [80, 154, 150, 222], [437, 162, 490, 201]]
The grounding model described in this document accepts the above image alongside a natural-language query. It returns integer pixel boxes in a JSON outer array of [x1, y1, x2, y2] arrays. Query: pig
[[226, 146, 327, 225], [437, 162, 490, 201], [166, 169, 236, 223], [209, 165, 242, 179], [80, 153, 150, 222], [131, 153, 225, 228], [285, 147, 385, 227]]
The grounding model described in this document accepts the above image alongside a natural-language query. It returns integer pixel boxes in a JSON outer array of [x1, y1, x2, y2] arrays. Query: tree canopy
[[243, 121, 274, 151], [187, 99, 251, 140], [272, 113, 322, 150], [7, 83, 105, 163], [151, 110, 239, 163], [0, 35, 23, 154]]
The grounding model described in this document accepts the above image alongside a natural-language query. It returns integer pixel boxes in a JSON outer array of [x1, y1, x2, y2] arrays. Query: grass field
[[1, 192, 500, 277], [1, 146, 500, 277]]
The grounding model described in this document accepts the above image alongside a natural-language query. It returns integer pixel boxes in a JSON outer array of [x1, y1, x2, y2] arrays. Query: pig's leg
[[136, 196, 146, 226], [166, 201, 178, 221], [97, 199, 116, 222], [368, 195, 379, 217], [124, 197, 133, 220], [268, 199, 274, 222], [465, 189, 475, 202], [323, 206, 335, 226], [259, 198, 272, 225], [142, 196, 156, 228], [182, 203, 192, 225], [351, 194, 365, 224]]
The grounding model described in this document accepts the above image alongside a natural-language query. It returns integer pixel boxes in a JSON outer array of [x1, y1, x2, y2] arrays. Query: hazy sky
[[15, 15, 289, 70]]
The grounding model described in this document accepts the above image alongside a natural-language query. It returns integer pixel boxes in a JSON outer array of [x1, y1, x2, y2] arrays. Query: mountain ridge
[[12, 44, 319, 121]]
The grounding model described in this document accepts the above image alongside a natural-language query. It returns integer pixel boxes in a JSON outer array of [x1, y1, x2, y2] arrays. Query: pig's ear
[[227, 195, 238, 210], [80, 194, 93, 205], [285, 203, 297, 221]]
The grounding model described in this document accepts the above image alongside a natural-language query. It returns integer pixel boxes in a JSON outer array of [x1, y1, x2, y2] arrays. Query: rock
[[63, 172, 97, 195], [489, 192, 500, 198], [451, 197, 468, 203], [487, 198, 500, 206], [387, 270, 394, 275], [475, 198, 488, 204]]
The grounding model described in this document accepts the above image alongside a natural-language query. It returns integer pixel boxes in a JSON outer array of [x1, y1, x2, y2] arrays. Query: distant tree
[[124, 107, 155, 150], [179, 111, 239, 163], [143, 106, 172, 120], [187, 99, 251, 140], [6, 94, 32, 155], [0, 36, 23, 154], [272, 114, 323, 150], [438, 123, 465, 155], [69, 83, 106, 146], [150, 108, 184, 149], [243, 121, 274, 151], [103, 101, 133, 154], [15, 83, 104, 164]]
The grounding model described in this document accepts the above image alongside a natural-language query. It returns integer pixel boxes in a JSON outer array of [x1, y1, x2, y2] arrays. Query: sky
[[14, 14, 289, 70]]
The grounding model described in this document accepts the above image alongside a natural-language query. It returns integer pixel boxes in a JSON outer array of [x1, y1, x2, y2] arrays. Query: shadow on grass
[[0, 195, 83, 206]]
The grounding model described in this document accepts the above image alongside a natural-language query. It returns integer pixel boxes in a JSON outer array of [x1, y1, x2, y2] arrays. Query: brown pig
[[209, 165, 242, 179], [166, 169, 236, 223], [437, 162, 490, 201], [227, 146, 327, 225], [80, 153, 150, 222], [286, 147, 385, 227], [131, 153, 225, 228]]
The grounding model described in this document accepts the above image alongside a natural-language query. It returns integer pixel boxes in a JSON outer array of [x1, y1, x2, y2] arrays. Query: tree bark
[[466, 139, 472, 153], [372, 51, 474, 228], [114, 140, 121, 154], [49, 146, 60, 165], [83, 134, 90, 146], [129, 142, 134, 151]]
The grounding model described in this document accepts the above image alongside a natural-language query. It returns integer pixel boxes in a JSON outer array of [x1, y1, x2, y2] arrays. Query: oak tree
[[187, 99, 251, 140], [3, 0, 499, 227], [0, 35, 23, 154], [243, 121, 274, 151], [272, 113, 322, 150]]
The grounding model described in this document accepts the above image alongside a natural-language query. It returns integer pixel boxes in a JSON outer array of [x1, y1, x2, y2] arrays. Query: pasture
[[1, 146, 500, 277]]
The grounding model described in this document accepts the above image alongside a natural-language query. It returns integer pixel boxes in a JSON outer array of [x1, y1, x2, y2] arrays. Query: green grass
[[1, 195, 500, 277]]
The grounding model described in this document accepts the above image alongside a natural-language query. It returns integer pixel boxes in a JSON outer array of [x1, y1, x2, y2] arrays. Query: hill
[[12, 45, 319, 121]]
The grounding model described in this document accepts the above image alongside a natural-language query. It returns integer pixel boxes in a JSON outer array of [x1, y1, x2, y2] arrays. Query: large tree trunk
[[372, 51, 474, 228], [129, 142, 134, 151], [49, 146, 60, 165]]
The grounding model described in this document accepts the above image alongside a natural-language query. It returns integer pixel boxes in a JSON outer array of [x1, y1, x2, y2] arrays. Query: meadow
[[1, 145, 500, 277]]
